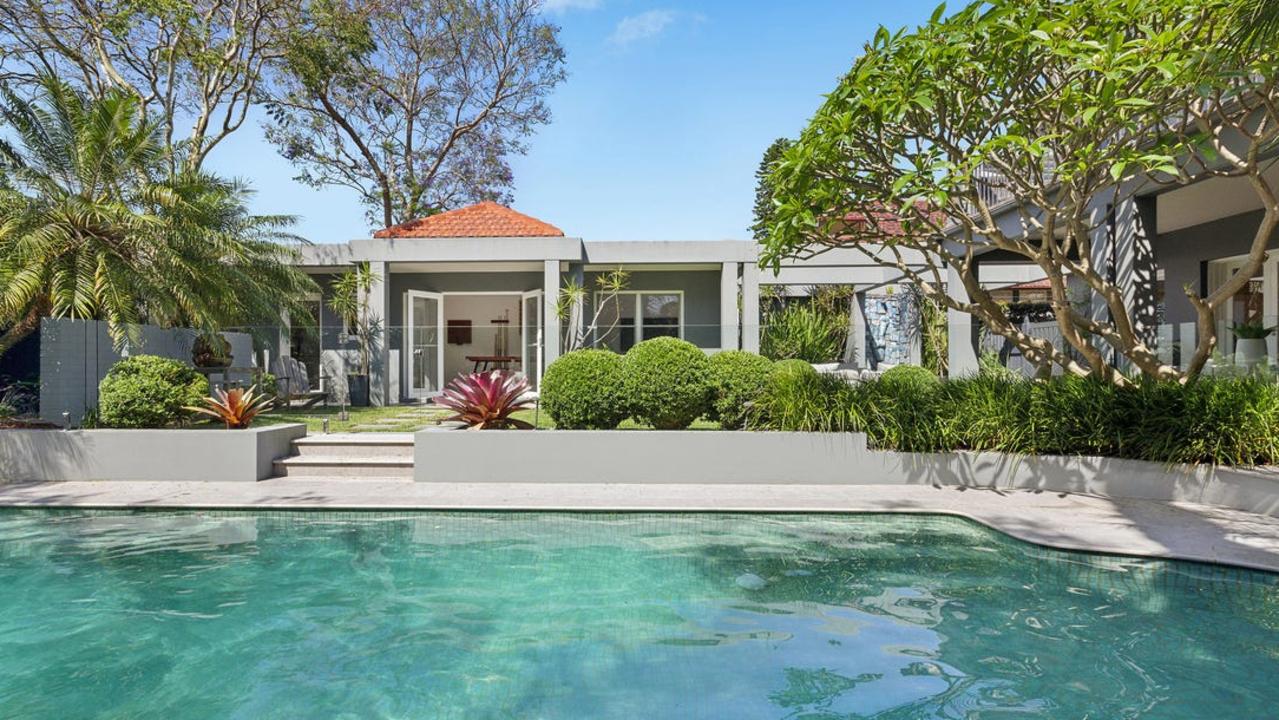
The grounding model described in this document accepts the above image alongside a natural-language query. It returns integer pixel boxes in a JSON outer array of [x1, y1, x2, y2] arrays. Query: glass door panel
[[408, 292, 442, 397], [522, 290, 543, 389]]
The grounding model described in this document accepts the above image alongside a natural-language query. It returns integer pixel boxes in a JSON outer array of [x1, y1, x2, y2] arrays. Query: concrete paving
[[1, 480, 1278, 572]]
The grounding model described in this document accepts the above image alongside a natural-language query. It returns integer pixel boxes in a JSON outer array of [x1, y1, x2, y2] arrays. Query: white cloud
[[542, 0, 601, 12], [608, 9, 677, 46]]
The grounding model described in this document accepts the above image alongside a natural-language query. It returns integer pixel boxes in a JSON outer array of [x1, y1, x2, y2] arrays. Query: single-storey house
[[286, 202, 760, 404]]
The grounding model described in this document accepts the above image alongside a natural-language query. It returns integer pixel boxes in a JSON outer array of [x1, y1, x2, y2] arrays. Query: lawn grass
[[252, 402, 722, 433], [255, 404, 448, 433]]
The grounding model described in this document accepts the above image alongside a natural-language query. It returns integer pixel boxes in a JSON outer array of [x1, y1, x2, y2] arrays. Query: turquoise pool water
[[0, 511, 1276, 719]]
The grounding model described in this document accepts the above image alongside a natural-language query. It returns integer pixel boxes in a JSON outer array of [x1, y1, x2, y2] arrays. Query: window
[[593, 291, 684, 352]]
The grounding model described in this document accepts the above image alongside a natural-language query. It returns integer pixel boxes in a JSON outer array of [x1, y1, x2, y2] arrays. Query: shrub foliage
[[708, 351, 773, 429], [541, 350, 629, 429], [622, 337, 711, 429], [761, 303, 847, 363], [98, 355, 209, 428], [751, 371, 1279, 466]]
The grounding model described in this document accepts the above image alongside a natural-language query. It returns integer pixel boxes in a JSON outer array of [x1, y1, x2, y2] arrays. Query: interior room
[[441, 293, 524, 383]]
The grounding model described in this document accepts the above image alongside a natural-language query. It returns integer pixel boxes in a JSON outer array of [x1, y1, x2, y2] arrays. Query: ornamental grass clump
[[436, 370, 534, 430], [541, 350, 629, 429], [98, 355, 209, 428], [749, 364, 866, 433], [1029, 375, 1122, 457], [760, 303, 847, 363], [943, 375, 1034, 454], [1122, 377, 1279, 466], [708, 351, 773, 429], [621, 337, 712, 429]]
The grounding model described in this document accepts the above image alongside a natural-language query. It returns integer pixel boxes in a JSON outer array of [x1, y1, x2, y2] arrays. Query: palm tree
[[0, 76, 317, 357], [1223, 0, 1279, 53]]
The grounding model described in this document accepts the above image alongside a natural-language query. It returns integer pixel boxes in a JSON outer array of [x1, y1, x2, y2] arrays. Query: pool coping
[[2, 480, 1278, 574]]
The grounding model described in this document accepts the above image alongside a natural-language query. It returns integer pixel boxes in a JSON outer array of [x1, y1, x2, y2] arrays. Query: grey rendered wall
[[387, 272, 545, 325], [416, 431, 869, 484], [1155, 208, 1279, 326], [582, 270, 722, 348], [413, 430, 1279, 516], [39, 319, 253, 425], [0, 424, 306, 483]]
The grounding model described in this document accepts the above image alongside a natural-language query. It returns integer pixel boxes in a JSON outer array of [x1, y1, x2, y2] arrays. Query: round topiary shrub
[[622, 336, 712, 429], [98, 355, 209, 428], [541, 349, 629, 429], [878, 364, 940, 389], [770, 358, 818, 384], [708, 350, 774, 429]]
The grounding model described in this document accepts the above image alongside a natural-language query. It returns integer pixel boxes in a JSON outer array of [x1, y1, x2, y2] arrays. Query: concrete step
[[272, 455, 414, 479], [291, 433, 414, 459]]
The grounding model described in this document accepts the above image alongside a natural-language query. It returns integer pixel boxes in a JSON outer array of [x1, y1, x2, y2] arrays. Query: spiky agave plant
[[185, 385, 274, 429], [436, 371, 535, 430]]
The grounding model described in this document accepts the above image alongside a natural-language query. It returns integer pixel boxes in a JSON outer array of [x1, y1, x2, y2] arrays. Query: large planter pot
[[1234, 338, 1270, 367], [347, 374, 371, 407]]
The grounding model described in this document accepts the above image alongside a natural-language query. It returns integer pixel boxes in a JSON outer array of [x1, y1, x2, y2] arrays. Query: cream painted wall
[[441, 294, 523, 382]]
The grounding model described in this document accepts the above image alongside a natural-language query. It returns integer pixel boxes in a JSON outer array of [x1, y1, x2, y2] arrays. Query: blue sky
[[206, 0, 939, 244]]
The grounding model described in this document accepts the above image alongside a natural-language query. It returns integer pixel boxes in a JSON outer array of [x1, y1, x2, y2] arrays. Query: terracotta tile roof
[[373, 201, 564, 238], [1003, 277, 1052, 290], [841, 202, 944, 237]]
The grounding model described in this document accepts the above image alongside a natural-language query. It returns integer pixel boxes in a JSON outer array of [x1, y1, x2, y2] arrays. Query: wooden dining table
[[465, 355, 520, 372]]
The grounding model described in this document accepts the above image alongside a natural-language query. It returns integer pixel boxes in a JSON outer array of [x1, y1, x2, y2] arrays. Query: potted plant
[[1230, 320, 1273, 367], [328, 262, 380, 406], [191, 332, 232, 369]]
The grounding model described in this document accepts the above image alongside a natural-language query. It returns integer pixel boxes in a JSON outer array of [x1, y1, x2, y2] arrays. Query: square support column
[[366, 261, 392, 405], [543, 260, 562, 367], [741, 262, 761, 353], [720, 262, 741, 350], [946, 263, 979, 377], [843, 289, 868, 367]]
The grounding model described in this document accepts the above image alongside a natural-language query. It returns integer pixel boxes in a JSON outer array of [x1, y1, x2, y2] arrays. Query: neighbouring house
[[285, 202, 759, 404], [945, 161, 1279, 375]]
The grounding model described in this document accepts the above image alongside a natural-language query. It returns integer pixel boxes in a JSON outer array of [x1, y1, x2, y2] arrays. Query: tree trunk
[[0, 304, 46, 359]]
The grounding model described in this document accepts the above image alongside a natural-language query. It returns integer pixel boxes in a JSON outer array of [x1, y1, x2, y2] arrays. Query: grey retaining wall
[[414, 430, 1279, 517], [0, 424, 305, 483]]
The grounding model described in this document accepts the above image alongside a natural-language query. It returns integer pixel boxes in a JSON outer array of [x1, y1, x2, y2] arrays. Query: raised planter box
[[0, 424, 306, 483], [413, 430, 1279, 517], [415, 431, 869, 484]]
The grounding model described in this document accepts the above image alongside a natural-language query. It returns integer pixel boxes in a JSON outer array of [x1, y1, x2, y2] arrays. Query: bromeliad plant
[[436, 371, 535, 430], [186, 385, 274, 429]]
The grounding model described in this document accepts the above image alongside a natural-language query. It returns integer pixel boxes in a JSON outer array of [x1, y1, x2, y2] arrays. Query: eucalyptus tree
[[0, 77, 316, 357], [0, 0, 289, 171], [264, 0, 566, 229], [763, 0, 1279, 383]]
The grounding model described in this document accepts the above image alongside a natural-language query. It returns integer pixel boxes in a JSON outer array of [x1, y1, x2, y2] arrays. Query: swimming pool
[[0, 510, 1275, 718]]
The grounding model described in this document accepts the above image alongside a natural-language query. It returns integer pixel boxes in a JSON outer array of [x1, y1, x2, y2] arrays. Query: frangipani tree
[[762, 0, 1279, 383]]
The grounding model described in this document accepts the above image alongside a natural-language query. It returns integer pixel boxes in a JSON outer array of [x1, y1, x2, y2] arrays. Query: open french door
[[521, 289, 543, 389], [406, 290, 444, 398]]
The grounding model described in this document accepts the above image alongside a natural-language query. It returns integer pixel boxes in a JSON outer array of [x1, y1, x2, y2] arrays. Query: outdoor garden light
[[322, 418, 330, 435], [339, 401, 349, 422], [61, 411, 70, 430]]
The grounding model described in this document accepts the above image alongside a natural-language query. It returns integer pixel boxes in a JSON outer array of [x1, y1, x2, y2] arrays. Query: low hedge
[[541, 350, 629, 429], [708, 351, 773, 429], [879, 364, 940, 388], [751, 370, 1279, 466], [622, 337, 712, 429], [98, 355, 209, 429]]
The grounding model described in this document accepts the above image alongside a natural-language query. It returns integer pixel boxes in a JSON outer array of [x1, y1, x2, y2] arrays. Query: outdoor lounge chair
[[270, 357, 328, 408]]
